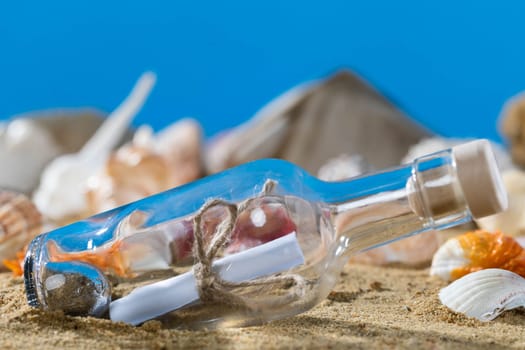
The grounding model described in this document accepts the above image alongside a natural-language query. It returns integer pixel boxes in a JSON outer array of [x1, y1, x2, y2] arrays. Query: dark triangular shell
[[206, 70, 432, 175]]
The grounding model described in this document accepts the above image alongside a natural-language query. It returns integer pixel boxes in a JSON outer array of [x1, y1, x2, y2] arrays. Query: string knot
[[191, 180, 306, 310]]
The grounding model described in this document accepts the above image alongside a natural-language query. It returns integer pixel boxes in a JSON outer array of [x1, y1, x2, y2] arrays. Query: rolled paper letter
[[109, 232, 304, 325]]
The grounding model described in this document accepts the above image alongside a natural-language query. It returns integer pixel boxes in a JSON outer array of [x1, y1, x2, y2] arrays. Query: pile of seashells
[[2, 69, 525, 321]]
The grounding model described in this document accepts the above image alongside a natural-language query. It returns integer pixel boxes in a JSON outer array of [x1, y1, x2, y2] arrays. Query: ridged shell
[[430, 230, 525, 281], [439, 268, 525, 321], [430, 236, 469, 280], [0, 190, 42, 261]]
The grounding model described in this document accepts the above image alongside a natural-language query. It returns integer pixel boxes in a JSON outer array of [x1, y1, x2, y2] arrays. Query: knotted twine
[[192, 180, 306, 310]]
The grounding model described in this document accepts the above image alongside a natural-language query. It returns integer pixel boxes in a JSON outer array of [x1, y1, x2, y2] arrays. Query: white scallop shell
[[430, 237, 469, 281], [439, 268, 525, 321]]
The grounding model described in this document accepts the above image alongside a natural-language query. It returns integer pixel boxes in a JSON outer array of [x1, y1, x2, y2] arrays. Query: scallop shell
[[430, 230, 525, 281], [0, 190, 42, 263], [439, 268, 525, 321]]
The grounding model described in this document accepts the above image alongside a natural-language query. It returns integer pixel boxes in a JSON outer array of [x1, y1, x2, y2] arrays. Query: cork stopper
[[452, 140, 508, 219]]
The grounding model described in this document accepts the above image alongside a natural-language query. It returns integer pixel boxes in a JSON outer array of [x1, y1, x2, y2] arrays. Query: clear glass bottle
[[23, 140, 507, 328]]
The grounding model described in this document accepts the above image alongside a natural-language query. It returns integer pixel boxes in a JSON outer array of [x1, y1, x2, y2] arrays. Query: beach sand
[[0, 262, 523, 349]]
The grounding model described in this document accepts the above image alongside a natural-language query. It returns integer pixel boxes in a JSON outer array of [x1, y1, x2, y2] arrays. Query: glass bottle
[[23, 140, 507, 329]]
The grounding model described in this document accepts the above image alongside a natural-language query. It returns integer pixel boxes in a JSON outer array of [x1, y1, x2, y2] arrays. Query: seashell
[[477, 169, 525, 236], [12, 108, 116, 154], [86, 139, 175, 214], [33, 72, 156, 222], [85, 118, 203, 215], [0, 190, 42, 267], [0, 118, 62, 193], [439, 268, 525, 321], [153, 118, 203, 182], [430, 230, 525, 281], [0, 109, 131, 195], [206, 70, 432, 175], [500, 91, 525, 167]]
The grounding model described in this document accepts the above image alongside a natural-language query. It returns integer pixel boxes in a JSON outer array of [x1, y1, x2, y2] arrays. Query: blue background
[[1, 1, 525, 142]]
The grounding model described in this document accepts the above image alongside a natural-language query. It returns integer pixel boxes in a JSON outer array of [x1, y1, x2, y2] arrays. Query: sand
[[0, 263, 523, 350]]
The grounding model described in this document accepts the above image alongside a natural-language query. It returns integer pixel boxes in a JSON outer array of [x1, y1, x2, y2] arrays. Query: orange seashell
[[47, 239, 130, 277], [0, 190, 42, 272], [3, 248, 26, 276], [453, 231, 525, 279], [431, 230, 525, 281]]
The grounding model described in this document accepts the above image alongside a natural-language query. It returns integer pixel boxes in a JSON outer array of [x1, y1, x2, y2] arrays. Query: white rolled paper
[[110, 232, 305, 325]]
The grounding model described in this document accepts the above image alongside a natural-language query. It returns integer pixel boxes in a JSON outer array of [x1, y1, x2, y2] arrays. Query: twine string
[[191, 180, 306, 309]]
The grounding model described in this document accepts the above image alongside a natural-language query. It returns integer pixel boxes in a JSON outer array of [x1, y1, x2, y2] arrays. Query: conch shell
[[477, 169, 525, 236], [86, 118, 202, 215], [0, 109, 117, 194], [0, 190, 42, 266], [439, 268, 525, 321], [33, 72, 156, 222], [430, 230, 525, 281]]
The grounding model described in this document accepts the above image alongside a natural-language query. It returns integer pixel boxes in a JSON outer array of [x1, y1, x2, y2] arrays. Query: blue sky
[[1, 1, 524, 142]]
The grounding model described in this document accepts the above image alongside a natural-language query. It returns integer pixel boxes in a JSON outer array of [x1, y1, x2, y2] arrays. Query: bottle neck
[[317, 150, 472, 259]]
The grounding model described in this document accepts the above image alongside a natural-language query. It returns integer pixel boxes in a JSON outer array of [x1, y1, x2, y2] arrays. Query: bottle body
[[24, 145, 494, 328]]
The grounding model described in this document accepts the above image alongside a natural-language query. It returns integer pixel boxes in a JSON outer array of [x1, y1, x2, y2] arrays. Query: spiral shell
[[0, 190, 42, 262]]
